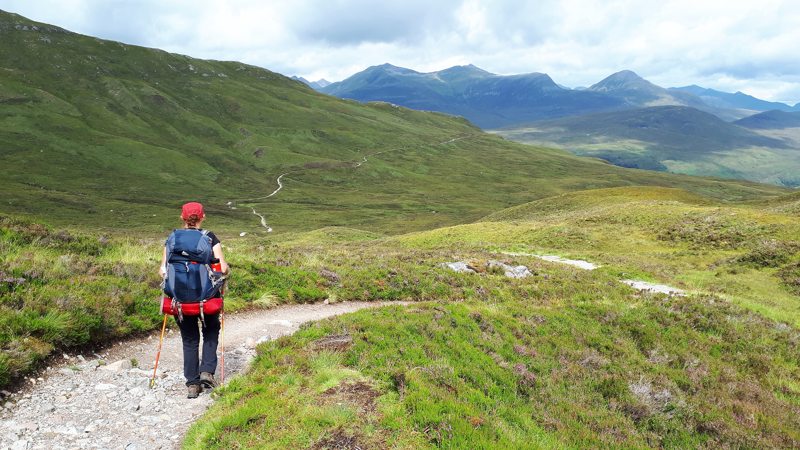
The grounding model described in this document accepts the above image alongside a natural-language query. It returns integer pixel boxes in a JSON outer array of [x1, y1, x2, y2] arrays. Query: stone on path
[[442, 260, 533, 279], [487, 260, 533, 279], [99, 359, 132, 372]]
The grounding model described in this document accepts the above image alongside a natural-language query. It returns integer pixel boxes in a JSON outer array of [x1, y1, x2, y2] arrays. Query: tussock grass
[[3, 185, 800, 448], [179, 186, 800, 448], [186, 294, 800, 448]]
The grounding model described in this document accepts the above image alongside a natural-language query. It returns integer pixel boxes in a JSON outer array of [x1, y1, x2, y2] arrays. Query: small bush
[[778, 262, 800, 295], [657, 214, 766, 249], [736, 239, 799, 268]]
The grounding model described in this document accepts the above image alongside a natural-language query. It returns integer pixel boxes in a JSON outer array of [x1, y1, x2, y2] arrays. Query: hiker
[[159, 202, 229, 398]]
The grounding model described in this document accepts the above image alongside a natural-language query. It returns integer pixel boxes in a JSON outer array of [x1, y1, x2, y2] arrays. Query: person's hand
[[159, 265, 166, 278]]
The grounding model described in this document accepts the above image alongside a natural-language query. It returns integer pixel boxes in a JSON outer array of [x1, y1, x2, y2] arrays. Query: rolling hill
[[734, 110, 800, 129], [496, 105, 800, 186], [0, 10, 785, 237]]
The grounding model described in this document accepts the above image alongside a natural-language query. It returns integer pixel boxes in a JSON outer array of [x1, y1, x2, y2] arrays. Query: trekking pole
[[150, 314, 168, 389], [220, 311, 225, 384]]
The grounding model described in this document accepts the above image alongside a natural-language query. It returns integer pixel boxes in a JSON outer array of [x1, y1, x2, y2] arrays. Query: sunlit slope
[[0, 11, 788, 235], [185, 187, 800, 449], [394, 186, 800, 325]]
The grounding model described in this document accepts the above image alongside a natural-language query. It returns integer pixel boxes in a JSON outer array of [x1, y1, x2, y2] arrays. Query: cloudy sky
[[3, 0, 799, 104]]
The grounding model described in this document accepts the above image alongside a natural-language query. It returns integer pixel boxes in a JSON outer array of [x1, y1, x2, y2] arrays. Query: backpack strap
[[201, 229, 212, 264]]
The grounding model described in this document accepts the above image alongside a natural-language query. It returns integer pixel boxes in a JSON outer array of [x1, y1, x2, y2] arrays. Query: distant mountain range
[[670, 85, 800, 113], [292, 76, 331, 90], [315, 64, 799, 128], [315, 63, 800, 186], [319, 64, 625, 128]]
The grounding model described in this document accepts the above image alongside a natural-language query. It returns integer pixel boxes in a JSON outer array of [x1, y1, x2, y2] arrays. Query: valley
[[320, 64, 800, 187], [1, 8, 799, 450]]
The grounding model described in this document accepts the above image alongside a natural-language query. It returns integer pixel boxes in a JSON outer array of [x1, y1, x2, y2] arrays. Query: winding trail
[[235, 134, 475, 232], [0, 301, 401, 450], [250, 208, 272, 232], [243, 173, 289, 202]]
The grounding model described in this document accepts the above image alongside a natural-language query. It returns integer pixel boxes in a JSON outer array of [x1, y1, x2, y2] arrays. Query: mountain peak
[[590, 70, 648, 91], [445, 64, 490, 73], [292, 76, 331, 90], [587, 69, 678, 107], [435, 64, 493, 81], [369, 63, 418, 75]]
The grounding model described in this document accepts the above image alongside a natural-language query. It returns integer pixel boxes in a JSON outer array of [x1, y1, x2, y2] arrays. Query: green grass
[[399, 186, 800, 326], [185, 287, 800, 448], [0, 11, 789, 237], [183, 186, 800, 448], [3, 186, 800, 448]]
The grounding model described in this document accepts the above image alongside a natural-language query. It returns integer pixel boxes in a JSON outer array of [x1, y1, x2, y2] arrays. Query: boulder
[[441, 262, 476, 274], [99, 360, 132, 372]]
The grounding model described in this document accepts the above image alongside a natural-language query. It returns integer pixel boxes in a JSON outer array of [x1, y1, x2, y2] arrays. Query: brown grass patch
[[322, 380, 380, 414]]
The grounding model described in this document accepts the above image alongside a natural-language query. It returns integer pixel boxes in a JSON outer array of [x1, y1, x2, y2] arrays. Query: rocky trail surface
[[0, 302, 396, 450]]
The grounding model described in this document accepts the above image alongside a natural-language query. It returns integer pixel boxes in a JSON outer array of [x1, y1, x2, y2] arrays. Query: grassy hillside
[[183, 186, 800, 448], [497, 106, 800, 187], [0, 9, 787, 238], [4, 184, 800, 446]]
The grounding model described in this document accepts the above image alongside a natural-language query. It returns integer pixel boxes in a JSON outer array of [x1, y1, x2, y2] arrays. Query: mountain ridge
[[321, 64, 798, 126], [321, 63, 627, 128], [670, 85, 799, 113]]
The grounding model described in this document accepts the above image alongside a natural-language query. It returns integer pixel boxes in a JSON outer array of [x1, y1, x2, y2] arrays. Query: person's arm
[[159, 246, 168, 278], [213, 243, 229, 274]]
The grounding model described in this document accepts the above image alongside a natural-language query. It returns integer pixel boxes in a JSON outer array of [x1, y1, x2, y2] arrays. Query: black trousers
[[176, 313, 220, 386]]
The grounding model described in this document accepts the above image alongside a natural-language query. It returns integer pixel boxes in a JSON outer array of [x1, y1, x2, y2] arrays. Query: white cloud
[[3, 0, 799, 104]]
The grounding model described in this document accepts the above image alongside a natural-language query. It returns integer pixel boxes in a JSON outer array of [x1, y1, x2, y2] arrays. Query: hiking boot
[[199, 372, 217, 389], [187, 384, 203, 399]]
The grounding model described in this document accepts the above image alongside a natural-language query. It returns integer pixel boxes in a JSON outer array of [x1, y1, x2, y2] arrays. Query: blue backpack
[[163, 229, 221, 302]]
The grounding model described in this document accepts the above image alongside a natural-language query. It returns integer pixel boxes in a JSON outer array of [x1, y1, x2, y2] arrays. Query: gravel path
[[0, 301, 398, 450]]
